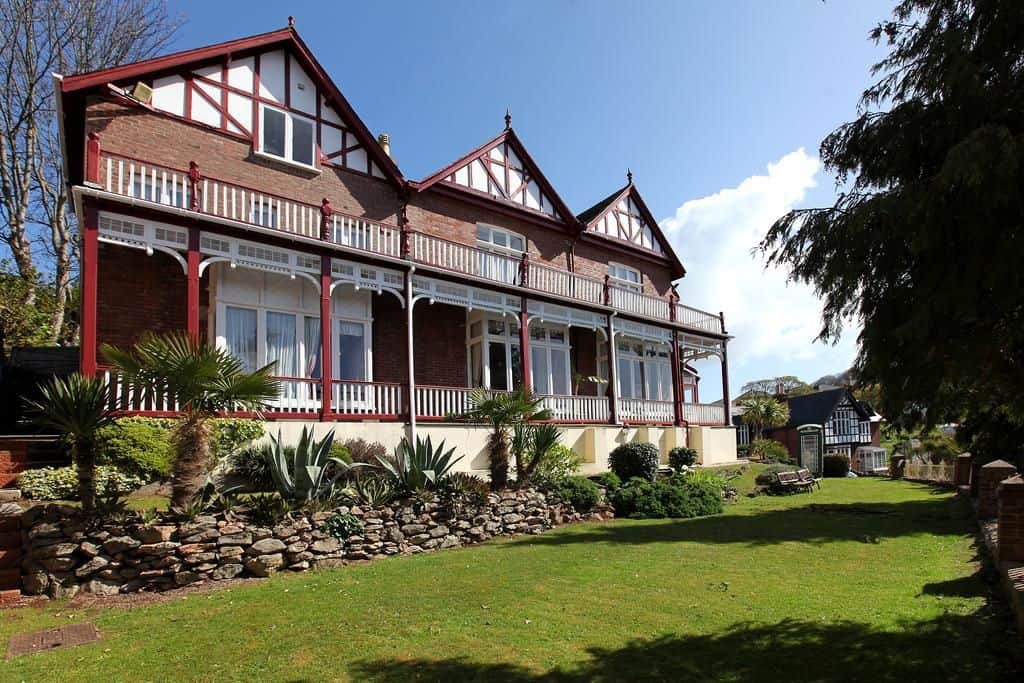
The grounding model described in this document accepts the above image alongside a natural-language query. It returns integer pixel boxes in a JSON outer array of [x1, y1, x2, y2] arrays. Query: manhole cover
[[7, 622, 101, 659]]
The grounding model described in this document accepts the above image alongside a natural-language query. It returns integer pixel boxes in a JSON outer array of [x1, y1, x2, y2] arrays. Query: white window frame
[[527, 323, 571, 396], [476, 224, 526, 255], [467, 311, 521, 391], [258, 103, 318, 170], [605, 337, 674, 402], [608, 262, 642, 292]]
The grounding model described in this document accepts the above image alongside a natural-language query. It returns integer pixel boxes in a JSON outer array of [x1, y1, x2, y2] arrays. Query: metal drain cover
[[7, 622, 101, 659]]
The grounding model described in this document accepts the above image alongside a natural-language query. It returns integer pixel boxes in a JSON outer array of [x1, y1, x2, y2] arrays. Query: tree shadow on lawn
[[511, 494, 975, 548], [349, 610, 1021, 683]]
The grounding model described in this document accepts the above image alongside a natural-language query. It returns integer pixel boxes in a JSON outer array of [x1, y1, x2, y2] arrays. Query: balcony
[[94, 152, 724, 335]]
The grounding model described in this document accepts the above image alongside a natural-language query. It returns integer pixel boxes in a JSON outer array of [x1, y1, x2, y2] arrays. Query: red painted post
[[670, 329, 683, 426], [518, 252, 530, 287], [80, 205, 99, 376], [320, 254, 333, 420], [669, 289, 678, 323], [603, 274, 611, 306], [85, 132, 101, 185], [320, 198, 333, 242], [188, 161, 201, 211], [399, 204, 411, 259], [186, 228, 200, 340], [519, 300, 531, 392]]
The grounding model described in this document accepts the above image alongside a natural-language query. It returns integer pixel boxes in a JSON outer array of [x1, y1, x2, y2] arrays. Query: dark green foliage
[[557, 476, 601, 512], [755, 464, 799, 487], [608, 443, 660, 482], [246, 493, 294, 527], [532, 443, 582, 488], [376, 436, 462, 492], [610, 473, 723, 519], [95, 418, 174, 481], [823, 455, 850, 478], [957, 406, 1024, 469], [324, 512, 363, 540], [668, 447, 698, 471], [759, 0, 1024, 429], [591, 471, 622, 491], [355, 475, 395, 506], [229, 444, 286, 491], [440, 472, 490, 507], [749, 438, 793, 464], [211, 419, 265, 460], [329, 441, 352, 463]]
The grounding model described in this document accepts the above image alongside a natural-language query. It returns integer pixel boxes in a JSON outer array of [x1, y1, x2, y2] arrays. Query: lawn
[[2, 477, 1020, 681]]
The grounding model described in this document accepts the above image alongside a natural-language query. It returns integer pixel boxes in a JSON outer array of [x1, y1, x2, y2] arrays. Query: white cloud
[[660, 148, 857, 390]]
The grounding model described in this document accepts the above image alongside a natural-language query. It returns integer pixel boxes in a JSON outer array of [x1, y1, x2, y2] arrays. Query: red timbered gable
[[60, 25, 402, 186], [416, 126, 576, 225], [578, 180, 675, 261]]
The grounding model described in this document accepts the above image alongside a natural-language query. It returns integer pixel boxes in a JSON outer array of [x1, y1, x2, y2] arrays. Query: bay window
[[604, 337, 675, 402], [467, 312, 520, 391]]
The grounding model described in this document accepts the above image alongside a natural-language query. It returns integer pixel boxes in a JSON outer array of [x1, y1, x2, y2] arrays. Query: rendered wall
[[688, 426, 739, 467]]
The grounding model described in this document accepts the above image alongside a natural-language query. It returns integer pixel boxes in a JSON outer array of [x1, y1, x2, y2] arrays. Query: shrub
[[329, 441, 352, 463], [324, 512, 364, 540], [749, 438, 792, 463], [823, 454, 851, 478], [440, 472, 491, 507], [342, 438, 388, 465], [591, 471, 622, 490], [18, 465, 144, 501], [610, 473, 723, 519], [754, 464, 798, 487], [532, 443, 582, 488], [557, 476, 601, 512], [608, 442, 660, 482], [246, 493, 294, 526], [356, 475, 396, 506], [668, 447, 698, 471], [210, 419, 265, 461], [95, 417, 174, 481]]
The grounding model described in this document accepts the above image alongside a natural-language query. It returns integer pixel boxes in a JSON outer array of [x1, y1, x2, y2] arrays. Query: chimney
[[377, 132, 391, 157]]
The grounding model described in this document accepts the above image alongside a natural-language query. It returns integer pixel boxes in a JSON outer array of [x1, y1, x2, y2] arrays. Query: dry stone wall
[[19, 489, 613, 598]]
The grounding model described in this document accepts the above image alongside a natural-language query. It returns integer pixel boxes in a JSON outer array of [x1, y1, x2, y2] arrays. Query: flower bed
[[18, 488, 613, 598]]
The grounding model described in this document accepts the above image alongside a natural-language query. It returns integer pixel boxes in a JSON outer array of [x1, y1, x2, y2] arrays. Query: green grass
[[2, 479, 1019, 682]]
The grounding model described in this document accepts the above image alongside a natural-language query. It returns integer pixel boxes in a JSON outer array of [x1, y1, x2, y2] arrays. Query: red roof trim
[[414, 128, 577, 226], [582, 183, 685, 277], [60, 26, 404, 190]]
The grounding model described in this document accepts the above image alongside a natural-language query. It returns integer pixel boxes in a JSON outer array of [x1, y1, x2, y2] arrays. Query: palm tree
[[26, 374, 117, 514], [740, 396, 791, 440], [102, 332, 279, 507], [456, 387, 551, 489]]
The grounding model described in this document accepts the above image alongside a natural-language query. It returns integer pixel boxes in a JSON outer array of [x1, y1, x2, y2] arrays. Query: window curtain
[[225, 306, 257, 372], [304, 317, 321, 378], [266, 311, 297, 377]]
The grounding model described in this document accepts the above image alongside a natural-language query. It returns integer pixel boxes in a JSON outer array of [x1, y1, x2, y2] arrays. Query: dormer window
[[475, 224, 525, 284], [476, 224, 525, 254], [259, 104, 315, 168], [609, 262, 642, 292]]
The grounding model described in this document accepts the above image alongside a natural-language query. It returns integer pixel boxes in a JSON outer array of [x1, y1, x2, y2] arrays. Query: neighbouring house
[[752, 388, 884, 474], [52, 22, 738, 475]]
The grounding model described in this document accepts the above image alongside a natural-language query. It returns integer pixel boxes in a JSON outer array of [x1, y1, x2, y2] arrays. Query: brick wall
[[412, 303, 466, 387], [97, 243, 205, 364], [979, 460, 1019, 518], [997, 475, 1024, 563], [372, 294, 407, 384], [0, 439, 28, 488], [573, 237, 675, 297]]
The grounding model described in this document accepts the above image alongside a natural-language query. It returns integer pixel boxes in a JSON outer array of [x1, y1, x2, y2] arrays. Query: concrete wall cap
[[981, 459, 1016, 469]]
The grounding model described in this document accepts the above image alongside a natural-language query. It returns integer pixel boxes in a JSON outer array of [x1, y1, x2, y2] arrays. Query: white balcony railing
[[332, 381, 402, 416], [415, 385, 479, 419], [683, 403, 725, 426], [675, 304, 724, 334], [527, 262, 604, 305], [541, 394, 610, 422], [619, 398, 674, 424], [329, 215, 402, 257], [272, 377, 322, 413], [609, 286, 672, 321]]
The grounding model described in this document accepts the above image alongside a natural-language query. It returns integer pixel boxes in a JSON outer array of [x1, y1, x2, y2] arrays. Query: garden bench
[[776, 470, 815, 493], [796, 468, 821, 490]]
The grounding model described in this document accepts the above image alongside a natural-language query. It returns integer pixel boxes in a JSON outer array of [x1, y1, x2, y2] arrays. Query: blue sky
[[168, 0, 893, 400]]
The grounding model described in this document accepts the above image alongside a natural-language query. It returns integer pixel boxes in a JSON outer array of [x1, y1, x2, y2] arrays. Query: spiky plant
[[263, 426, 356, 501], [102, 332, 279, 508], [456, 388, 550, 489], [26, 374, 117, 514], [740, 396, 791, 440], [376, 435, 463, 492], [510, 422, 562, 486]]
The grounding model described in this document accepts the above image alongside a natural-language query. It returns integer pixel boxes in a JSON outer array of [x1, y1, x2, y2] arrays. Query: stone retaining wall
[[19, 489, 612, 598]]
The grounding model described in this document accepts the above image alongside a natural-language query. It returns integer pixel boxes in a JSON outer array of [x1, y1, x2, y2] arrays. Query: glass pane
[[510, 235, 524, 251], [617, 357, 633, 398], [292, 116, 314, 165], [338, 321, 365, 381], [530, 326, 546, 341], [487, 319, 505, 335], [511, 343, 522, 390], [633, 360, 644, 398], [549, 328, 565, 344], [476, 225, 489, 241], [304, 316, 321, 379], [551, 349, 568, 395], [661, 364, 673, 401], [492, 231, 507, 247], [470, 342, 483, 387], [225, 306, 257, 372], [532, 347, 550, 394], [263, 108, 286, 158], [489, 342, 508, 390], [266, 311, 297, 377]]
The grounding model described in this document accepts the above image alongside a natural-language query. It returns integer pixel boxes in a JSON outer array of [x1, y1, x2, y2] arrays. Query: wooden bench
[[796, 468, 821, 490], [777, 470, 815, 493]]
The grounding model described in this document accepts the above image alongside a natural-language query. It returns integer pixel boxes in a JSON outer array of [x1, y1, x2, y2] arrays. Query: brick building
[[56, 23, 736, 469]]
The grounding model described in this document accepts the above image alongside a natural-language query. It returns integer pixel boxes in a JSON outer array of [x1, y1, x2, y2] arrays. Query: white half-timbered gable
[[144, 48, 385, 178], [444, 139, 556, 218], [583, 185, 665, 255]]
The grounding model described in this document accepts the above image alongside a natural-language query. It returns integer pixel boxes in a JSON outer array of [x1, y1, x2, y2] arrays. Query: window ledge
[[251, 150, 322, 176]]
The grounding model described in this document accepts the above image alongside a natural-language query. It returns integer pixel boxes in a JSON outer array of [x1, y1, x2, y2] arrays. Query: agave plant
[[376, 436, 463, 492], [264, 426, 355, 502], [355, 475, 396, 506]]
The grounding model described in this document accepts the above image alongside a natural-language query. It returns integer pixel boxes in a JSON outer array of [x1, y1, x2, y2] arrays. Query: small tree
[[102, 332, 279, 507], [26, 373, 116, 513], [741, 396, 790, 440], [456, 387, 551, 489]]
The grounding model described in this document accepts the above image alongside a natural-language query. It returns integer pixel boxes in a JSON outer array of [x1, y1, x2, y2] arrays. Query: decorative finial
[[627, 168, 633, 184], [504, 109, 512, 130], [288, 16, 295, 28]]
